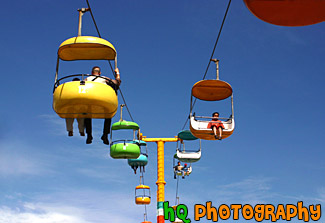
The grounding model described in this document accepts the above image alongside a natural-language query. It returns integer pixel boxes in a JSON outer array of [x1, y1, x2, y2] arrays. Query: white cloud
[[0, 205, 88, 223], [206, 176, 275, 205], [39, 114, 66, 136], [0, 142, 51, 176], [315, 187, 325, 204], [39, 114, 107, 138], [76, 166, 128, 184], [0, 189, 152, 223]]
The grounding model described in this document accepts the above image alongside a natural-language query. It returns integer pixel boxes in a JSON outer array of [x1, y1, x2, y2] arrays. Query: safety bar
[[135, 194, 151, 198], [53, 74, 116, 93], [177, 149, 200, 153], [192, 115, 233, 120], [110, 139, 136, 145]]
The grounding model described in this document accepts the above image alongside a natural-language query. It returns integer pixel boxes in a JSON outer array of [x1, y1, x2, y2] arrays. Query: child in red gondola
[[207, 112, 224, 140]]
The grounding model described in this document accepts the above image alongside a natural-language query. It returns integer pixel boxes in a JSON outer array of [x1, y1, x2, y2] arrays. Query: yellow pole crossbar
[[141, 135, 179, 223]]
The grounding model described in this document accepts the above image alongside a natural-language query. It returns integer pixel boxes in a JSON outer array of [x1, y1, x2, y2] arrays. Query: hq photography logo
[[163, 201, 322, 223]]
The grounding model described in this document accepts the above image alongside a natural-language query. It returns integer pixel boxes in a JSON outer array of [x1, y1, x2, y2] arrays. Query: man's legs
[[77, 118, 85, 136], [65, 118, 74, 136], [84, 118, 93, 144], [101, 118, 111, 145]]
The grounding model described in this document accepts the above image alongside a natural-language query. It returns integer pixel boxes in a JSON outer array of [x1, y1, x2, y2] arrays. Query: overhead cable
[[86, 0, 135, 122], [182, 0, 232, 130]]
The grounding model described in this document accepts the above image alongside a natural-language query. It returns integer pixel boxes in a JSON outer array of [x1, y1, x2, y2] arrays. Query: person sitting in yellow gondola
[[207, 112, 224, 140], [174, 161, 183, 179], [65, 78, 85, 137], [84, 66, 121, 144]]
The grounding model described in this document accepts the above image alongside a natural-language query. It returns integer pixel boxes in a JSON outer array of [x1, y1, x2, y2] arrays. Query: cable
[[144, 205, 148, 221], [86, 0, 101, 38], [202, 0, 232, 81], [107, 61, 135, 122], [141, 172, 148, 221], [175, 175, 180, 205], [86, 0, 135, 122], [181, 0, 232, 130]]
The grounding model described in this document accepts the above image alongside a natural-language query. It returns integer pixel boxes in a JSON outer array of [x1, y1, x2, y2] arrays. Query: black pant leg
[[84, 118, 92, 135], [103, 118, 111, 135]]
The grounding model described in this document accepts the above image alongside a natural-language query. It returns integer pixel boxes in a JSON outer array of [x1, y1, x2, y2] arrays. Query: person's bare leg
[[212, 126, 218, 139], [217, 126, 223, 139]]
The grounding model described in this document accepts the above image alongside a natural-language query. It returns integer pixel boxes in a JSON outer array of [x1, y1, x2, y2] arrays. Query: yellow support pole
[[156, 140, 165, 202], [141, 135, 178, 223]]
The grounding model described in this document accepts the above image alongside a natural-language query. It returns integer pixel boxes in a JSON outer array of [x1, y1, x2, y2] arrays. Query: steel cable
[[86, 0, 135, 122], [182, 0, 232, 130]]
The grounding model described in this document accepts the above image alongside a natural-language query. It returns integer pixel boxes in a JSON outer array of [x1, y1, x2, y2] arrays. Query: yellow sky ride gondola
[[53, 8, 118, 119], [243, 0, 325, 27], [58, 36, 116, 61], [141, 213, 152, 223], [189, 60, 235, 140], [135, 176, 151, 205]]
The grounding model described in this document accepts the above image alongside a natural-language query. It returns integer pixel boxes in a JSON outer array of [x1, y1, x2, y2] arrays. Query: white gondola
[[176, 149, 201, 163], [172, 198, 185, 222], [173, 218, 183, 223], [190, 113, 234, 140], [175, 130, 201, 163], [189, 59, 235, 140]]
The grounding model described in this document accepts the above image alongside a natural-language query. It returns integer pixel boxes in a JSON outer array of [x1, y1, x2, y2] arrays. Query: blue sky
[[1, 0, 324, 222]]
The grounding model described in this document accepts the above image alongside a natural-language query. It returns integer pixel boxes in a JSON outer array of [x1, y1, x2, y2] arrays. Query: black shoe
[[101, 135, 109, 145], [214, 135, 218, 140], [174, 174, 176, 179], [182, 176, 185, 179], [219, 136, 222, 140], [86, 135, 93, 144]]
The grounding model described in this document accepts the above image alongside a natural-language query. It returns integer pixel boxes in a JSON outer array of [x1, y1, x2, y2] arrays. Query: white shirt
[[85, 75, 109, 84]]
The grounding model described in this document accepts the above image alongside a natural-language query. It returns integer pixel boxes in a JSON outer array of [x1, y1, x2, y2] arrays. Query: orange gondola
[[244, 0, 325, 26]]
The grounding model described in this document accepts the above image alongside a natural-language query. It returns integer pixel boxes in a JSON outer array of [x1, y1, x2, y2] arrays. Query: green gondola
[[110, 120, 140, 159]]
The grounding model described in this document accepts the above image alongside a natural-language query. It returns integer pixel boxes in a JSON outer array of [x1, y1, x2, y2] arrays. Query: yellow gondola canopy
[[136, 185, 150, 190], [192, 80, 232, 101], [58, 36, 116, 61]]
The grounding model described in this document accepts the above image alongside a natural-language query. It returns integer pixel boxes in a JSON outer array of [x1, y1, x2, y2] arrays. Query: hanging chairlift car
[[141, 213, 152, 223], [53, 8, 118, 119], [173, 156, 193, 177], [243, 0, 325, 26], [110, 120, 141, 159], [174, 163, 192, 177], [128, 140, 148, 170], [173, 218, 183, 223], [172, 198, 184, 223], [175, 130, 201, 163], [189, 60, 235, 140], [135, 176, 151, 205], [135, 184, 151, 205]]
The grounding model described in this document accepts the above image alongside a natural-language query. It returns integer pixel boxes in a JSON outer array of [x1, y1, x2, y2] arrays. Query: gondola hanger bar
[[77, 8, 90, 36]]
